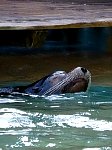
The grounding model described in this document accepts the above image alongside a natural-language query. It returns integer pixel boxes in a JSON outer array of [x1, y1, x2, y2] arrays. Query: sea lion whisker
[[43, 73, 74, 95], [43, 68, 90, 95]]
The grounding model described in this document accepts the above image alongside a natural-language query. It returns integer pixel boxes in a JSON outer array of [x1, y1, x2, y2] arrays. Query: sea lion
[[0, 67, 91, 96]]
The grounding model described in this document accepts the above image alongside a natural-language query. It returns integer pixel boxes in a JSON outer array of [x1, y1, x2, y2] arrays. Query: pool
[[0, 85, 112, 149]]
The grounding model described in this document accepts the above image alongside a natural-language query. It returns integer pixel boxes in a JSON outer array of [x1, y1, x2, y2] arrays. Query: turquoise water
[[0, 85, 112, 150]]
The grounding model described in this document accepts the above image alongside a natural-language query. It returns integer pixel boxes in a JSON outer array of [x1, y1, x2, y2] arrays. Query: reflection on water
[[0, 86, 112, 149]]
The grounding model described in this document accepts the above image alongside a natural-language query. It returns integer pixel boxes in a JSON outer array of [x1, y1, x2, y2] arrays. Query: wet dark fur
[[0, 68, 90, 96]]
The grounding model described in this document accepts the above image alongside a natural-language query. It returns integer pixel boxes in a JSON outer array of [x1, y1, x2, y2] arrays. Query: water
[[0, 85, 112, 149]]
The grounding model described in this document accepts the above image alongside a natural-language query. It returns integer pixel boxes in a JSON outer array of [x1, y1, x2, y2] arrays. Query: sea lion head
[[43, 67, 91, 95]]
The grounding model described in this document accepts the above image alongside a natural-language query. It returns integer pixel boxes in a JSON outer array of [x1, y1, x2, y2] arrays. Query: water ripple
[[0, 85, 112, 149]]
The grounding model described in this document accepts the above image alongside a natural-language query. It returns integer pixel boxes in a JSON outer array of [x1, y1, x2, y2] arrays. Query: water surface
[[0, 85, 112, 149]]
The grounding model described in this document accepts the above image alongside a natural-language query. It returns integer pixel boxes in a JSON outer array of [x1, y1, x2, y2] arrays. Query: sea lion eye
[[81, 67, 87, 74]]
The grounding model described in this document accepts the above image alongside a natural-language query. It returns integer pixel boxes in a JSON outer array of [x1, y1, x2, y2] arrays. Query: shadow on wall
[[0, 27, 111, 55]]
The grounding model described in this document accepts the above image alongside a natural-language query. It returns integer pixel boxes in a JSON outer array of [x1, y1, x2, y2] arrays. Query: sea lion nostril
[[81, 67, 87, 74]]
